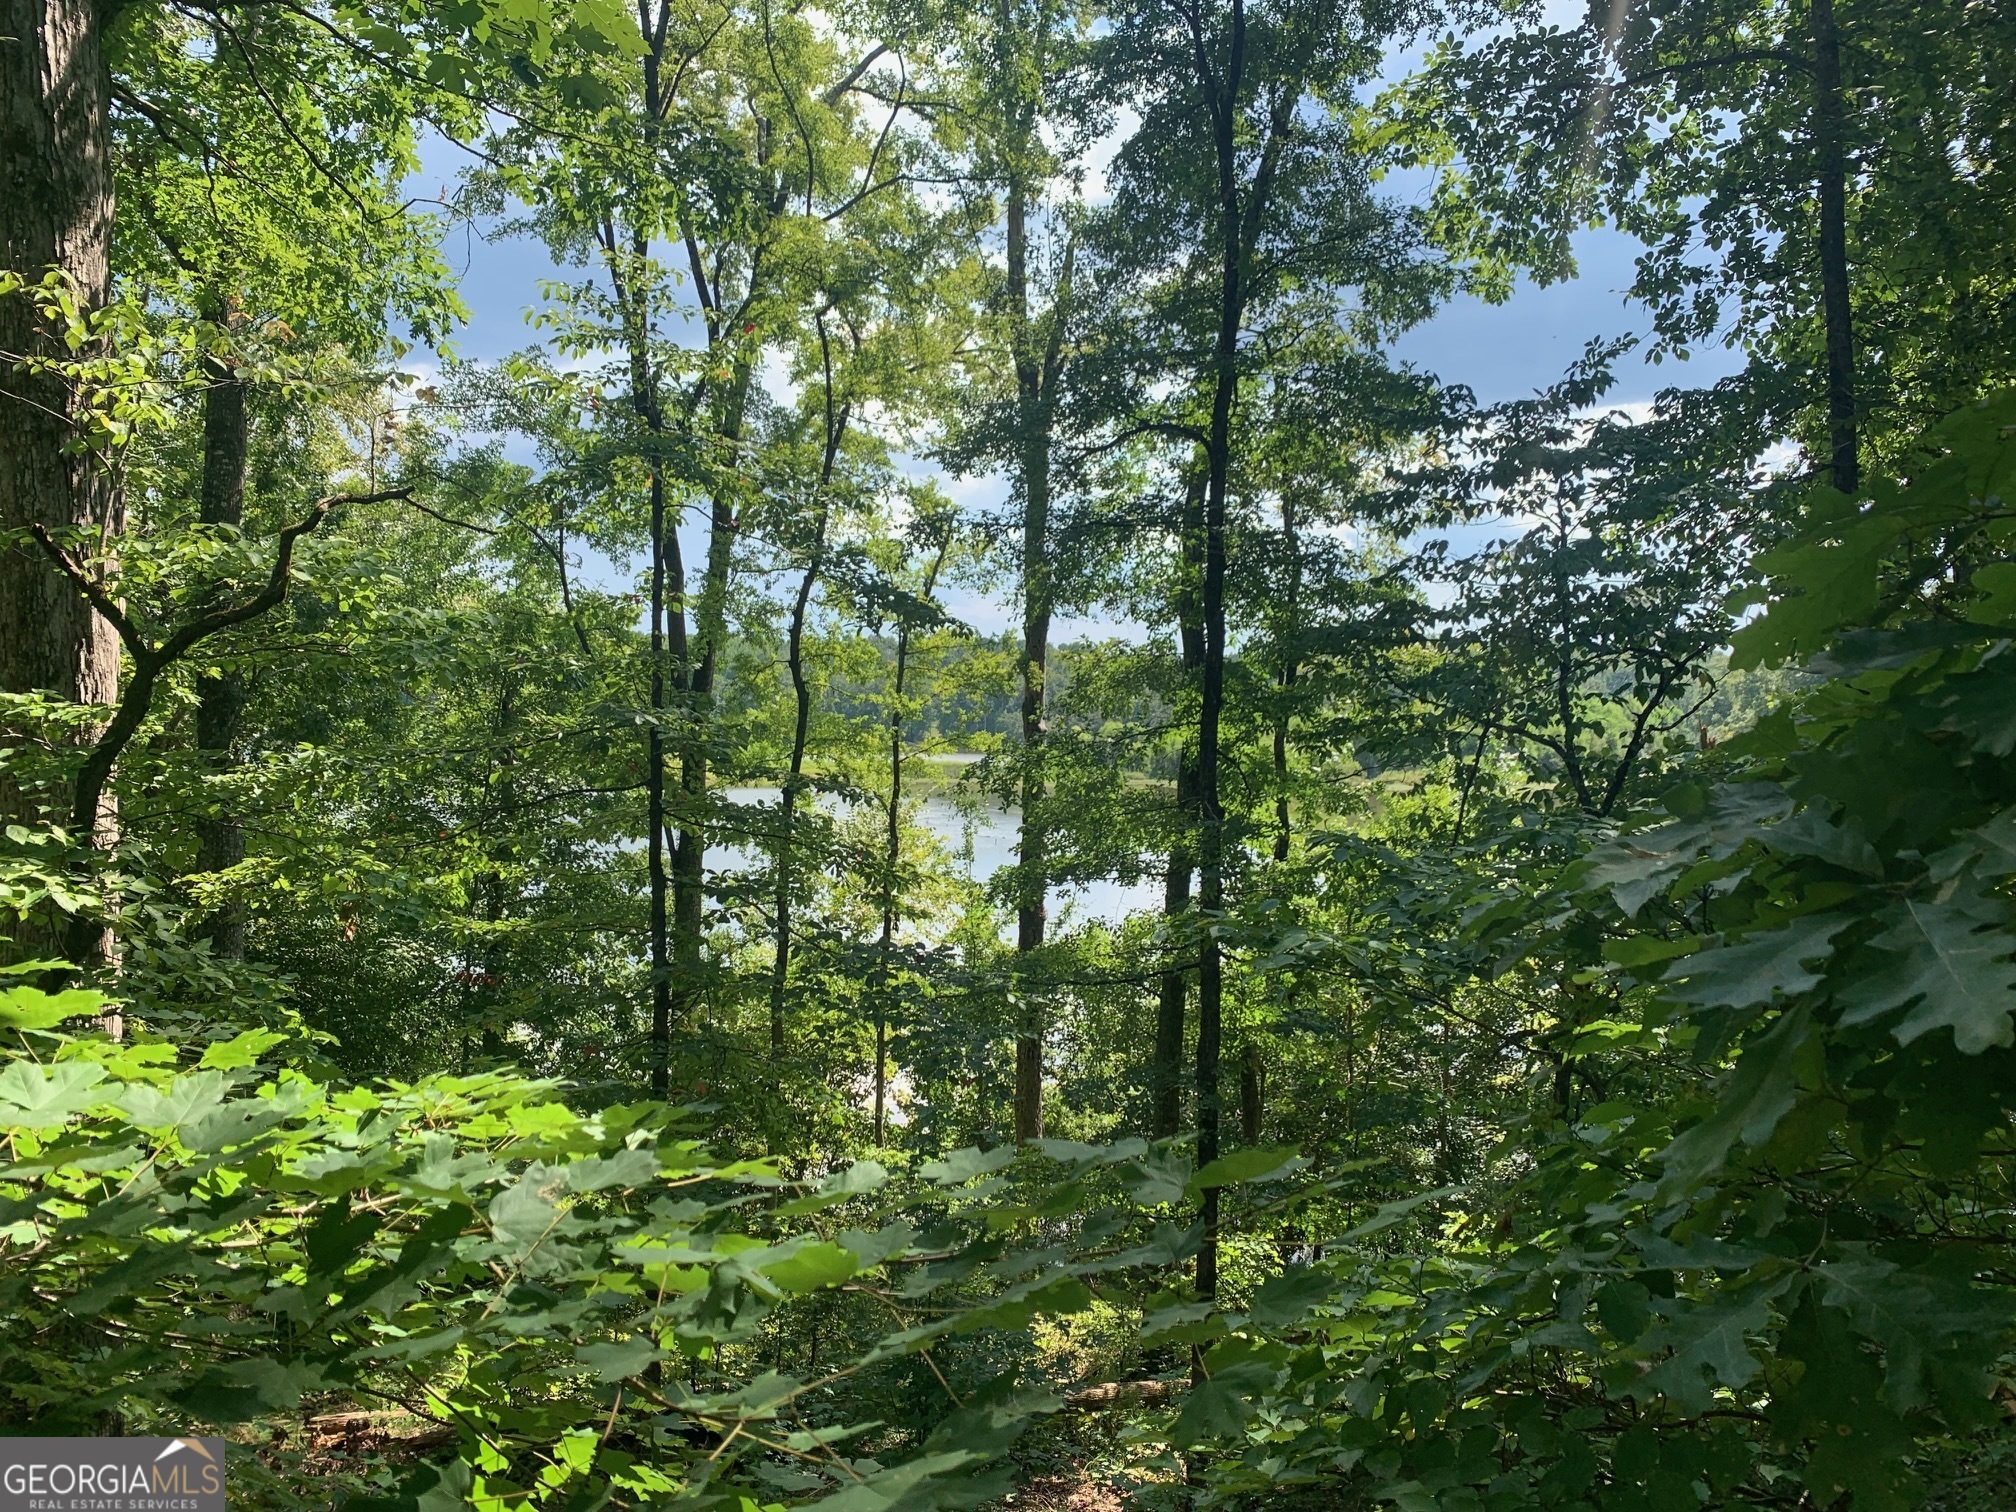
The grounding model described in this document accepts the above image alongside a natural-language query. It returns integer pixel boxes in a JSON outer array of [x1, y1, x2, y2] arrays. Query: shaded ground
[[1006, 1475, 1130, 1512]]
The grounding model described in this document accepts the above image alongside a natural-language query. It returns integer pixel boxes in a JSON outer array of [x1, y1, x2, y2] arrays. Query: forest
[[2, 0, 2014, 1506]]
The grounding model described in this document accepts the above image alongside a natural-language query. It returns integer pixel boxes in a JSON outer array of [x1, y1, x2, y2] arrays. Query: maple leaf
[[1656, 1003, 1813, 1198], [1661, 914, 1853, 1011], [1625, 1291, 1780, 1417], [1815, 1255, 2016, 1414], [1836, 893, 2016, 1053]]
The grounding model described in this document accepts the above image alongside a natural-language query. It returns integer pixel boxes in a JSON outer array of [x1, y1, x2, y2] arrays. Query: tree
[[0, 0, 121, 834], [0, 0, 603, 820], [112, 1, 465, 956], [1393, 0, 2016, 489], [1096, 0, 1446, 1299], [926, 0, 1098, 1140]]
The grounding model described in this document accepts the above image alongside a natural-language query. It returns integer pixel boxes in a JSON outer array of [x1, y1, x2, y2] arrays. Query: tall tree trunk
[[647, 462, 673, 1097], [1239, 1038, 1263, 1144], [194, 344, 249, 958], [603, 21, 679, 1098], [1149, 852, 1192, 1139], [469, 683, 518, 1062], [770, 329, 848, 1054], [1006, 176, 1056, 1143], [1197, 405, 1232, 1309], [667, 355, 753, 1041], [876, 653, 901, 1147], [1810, 0, 1857, 493], [1150, 464, 1205, 1139], [876, 534, 950, 1143], [1271, 494, 1298, 862], [770, 542, 818, 1055], [0, 0, 120, 847], [1191, 0, 1283, 1312]]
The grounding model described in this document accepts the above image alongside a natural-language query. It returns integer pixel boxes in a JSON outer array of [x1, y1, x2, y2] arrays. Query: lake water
[[715, 781, 1161, 928]]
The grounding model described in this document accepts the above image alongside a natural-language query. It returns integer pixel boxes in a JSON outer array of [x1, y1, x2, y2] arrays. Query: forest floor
[[1003, 1476, 1129, 1512]]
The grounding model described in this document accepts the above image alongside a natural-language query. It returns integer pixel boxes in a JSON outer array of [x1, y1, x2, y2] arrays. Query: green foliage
[[9, 0, 2016, 1507], [1156, 395, 2016, 1512], [0, 988, 1296, 1508]]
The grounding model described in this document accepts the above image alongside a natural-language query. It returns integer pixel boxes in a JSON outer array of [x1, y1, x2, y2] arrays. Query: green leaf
[[575, 1334, 664, 1383], [1169, 1361, 1276, 1447], [1656, 1004, 1812, 1199], [809, 1451, 980, 1512], [1140, 1297, 1218, 1343], [1581, 836, 1701, 917], [1625, 1291, 1779, 1417], [0, 1061, 108, 1129], [570, 0, 648, 55], [775, 1158, 887, 1214], [1930, 662, 2016, 755], [198, 1028, 286, 1069], [838, 1220, 914, 1271], [0, 985, 109, 1031], [953, 1274, 1093, 1333], [185, 1098, 298, 1154], [1836, 894, 2016, 1052], [341, 1457, 473, 1512], [561, 1144, 660, 1192], [1595, 1280, 1652, 1343], [182, 1356, 328, 1420], [1601, 934, 1700, 970], [1246, 1265, 1336, 1328], [1930, 808, 2016, 880], [0, 958, 72, 976], [1341, 1185, 1456, 1240], [1660, 915, 1853, 1011], [1116, 1149, 1190, 1206], [1187, 1144, 1303, 1196], [918, 1145, 1015, 1185], [304, 1201, 383, 1277], [1759, 806, 1882, 876], [489, 1166, 564, 1247], [116, 1070, 230, 1131], [759, 1240, 860, 1294], [1773, 1298, 1919, 1512], [1814, 1256, 2016, 1413], [1729, 507, 1898, 670], [1969, 561, 2016, 625], [919, 1381, 1061, 1461]]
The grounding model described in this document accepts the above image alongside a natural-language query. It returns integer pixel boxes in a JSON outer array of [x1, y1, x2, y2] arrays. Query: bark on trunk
[[667, 355, 753, 1043], [770, 544, 817, 1054], [1191, 0, 1290, 1312], [1811, 0, 1857, 493], [194, 350, 249, 958], [1007, 177, 1055, 1144], [599, 170, 675, 1101], [0, 0, 121, 848], [1239, 1038, 1263, 1144], [646, 455, 673, 1096]]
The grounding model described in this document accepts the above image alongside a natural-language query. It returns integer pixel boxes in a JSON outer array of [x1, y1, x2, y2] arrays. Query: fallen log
[[306, 1411, 457, 1451], [1063, 1380, 1178, 1411]]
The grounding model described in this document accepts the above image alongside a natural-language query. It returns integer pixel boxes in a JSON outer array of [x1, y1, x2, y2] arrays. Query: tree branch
[[28, 527, 148, 660], [1616, 48, 1809, 92], [37, 488, 406, 904], [822, 42, 888, 106]]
